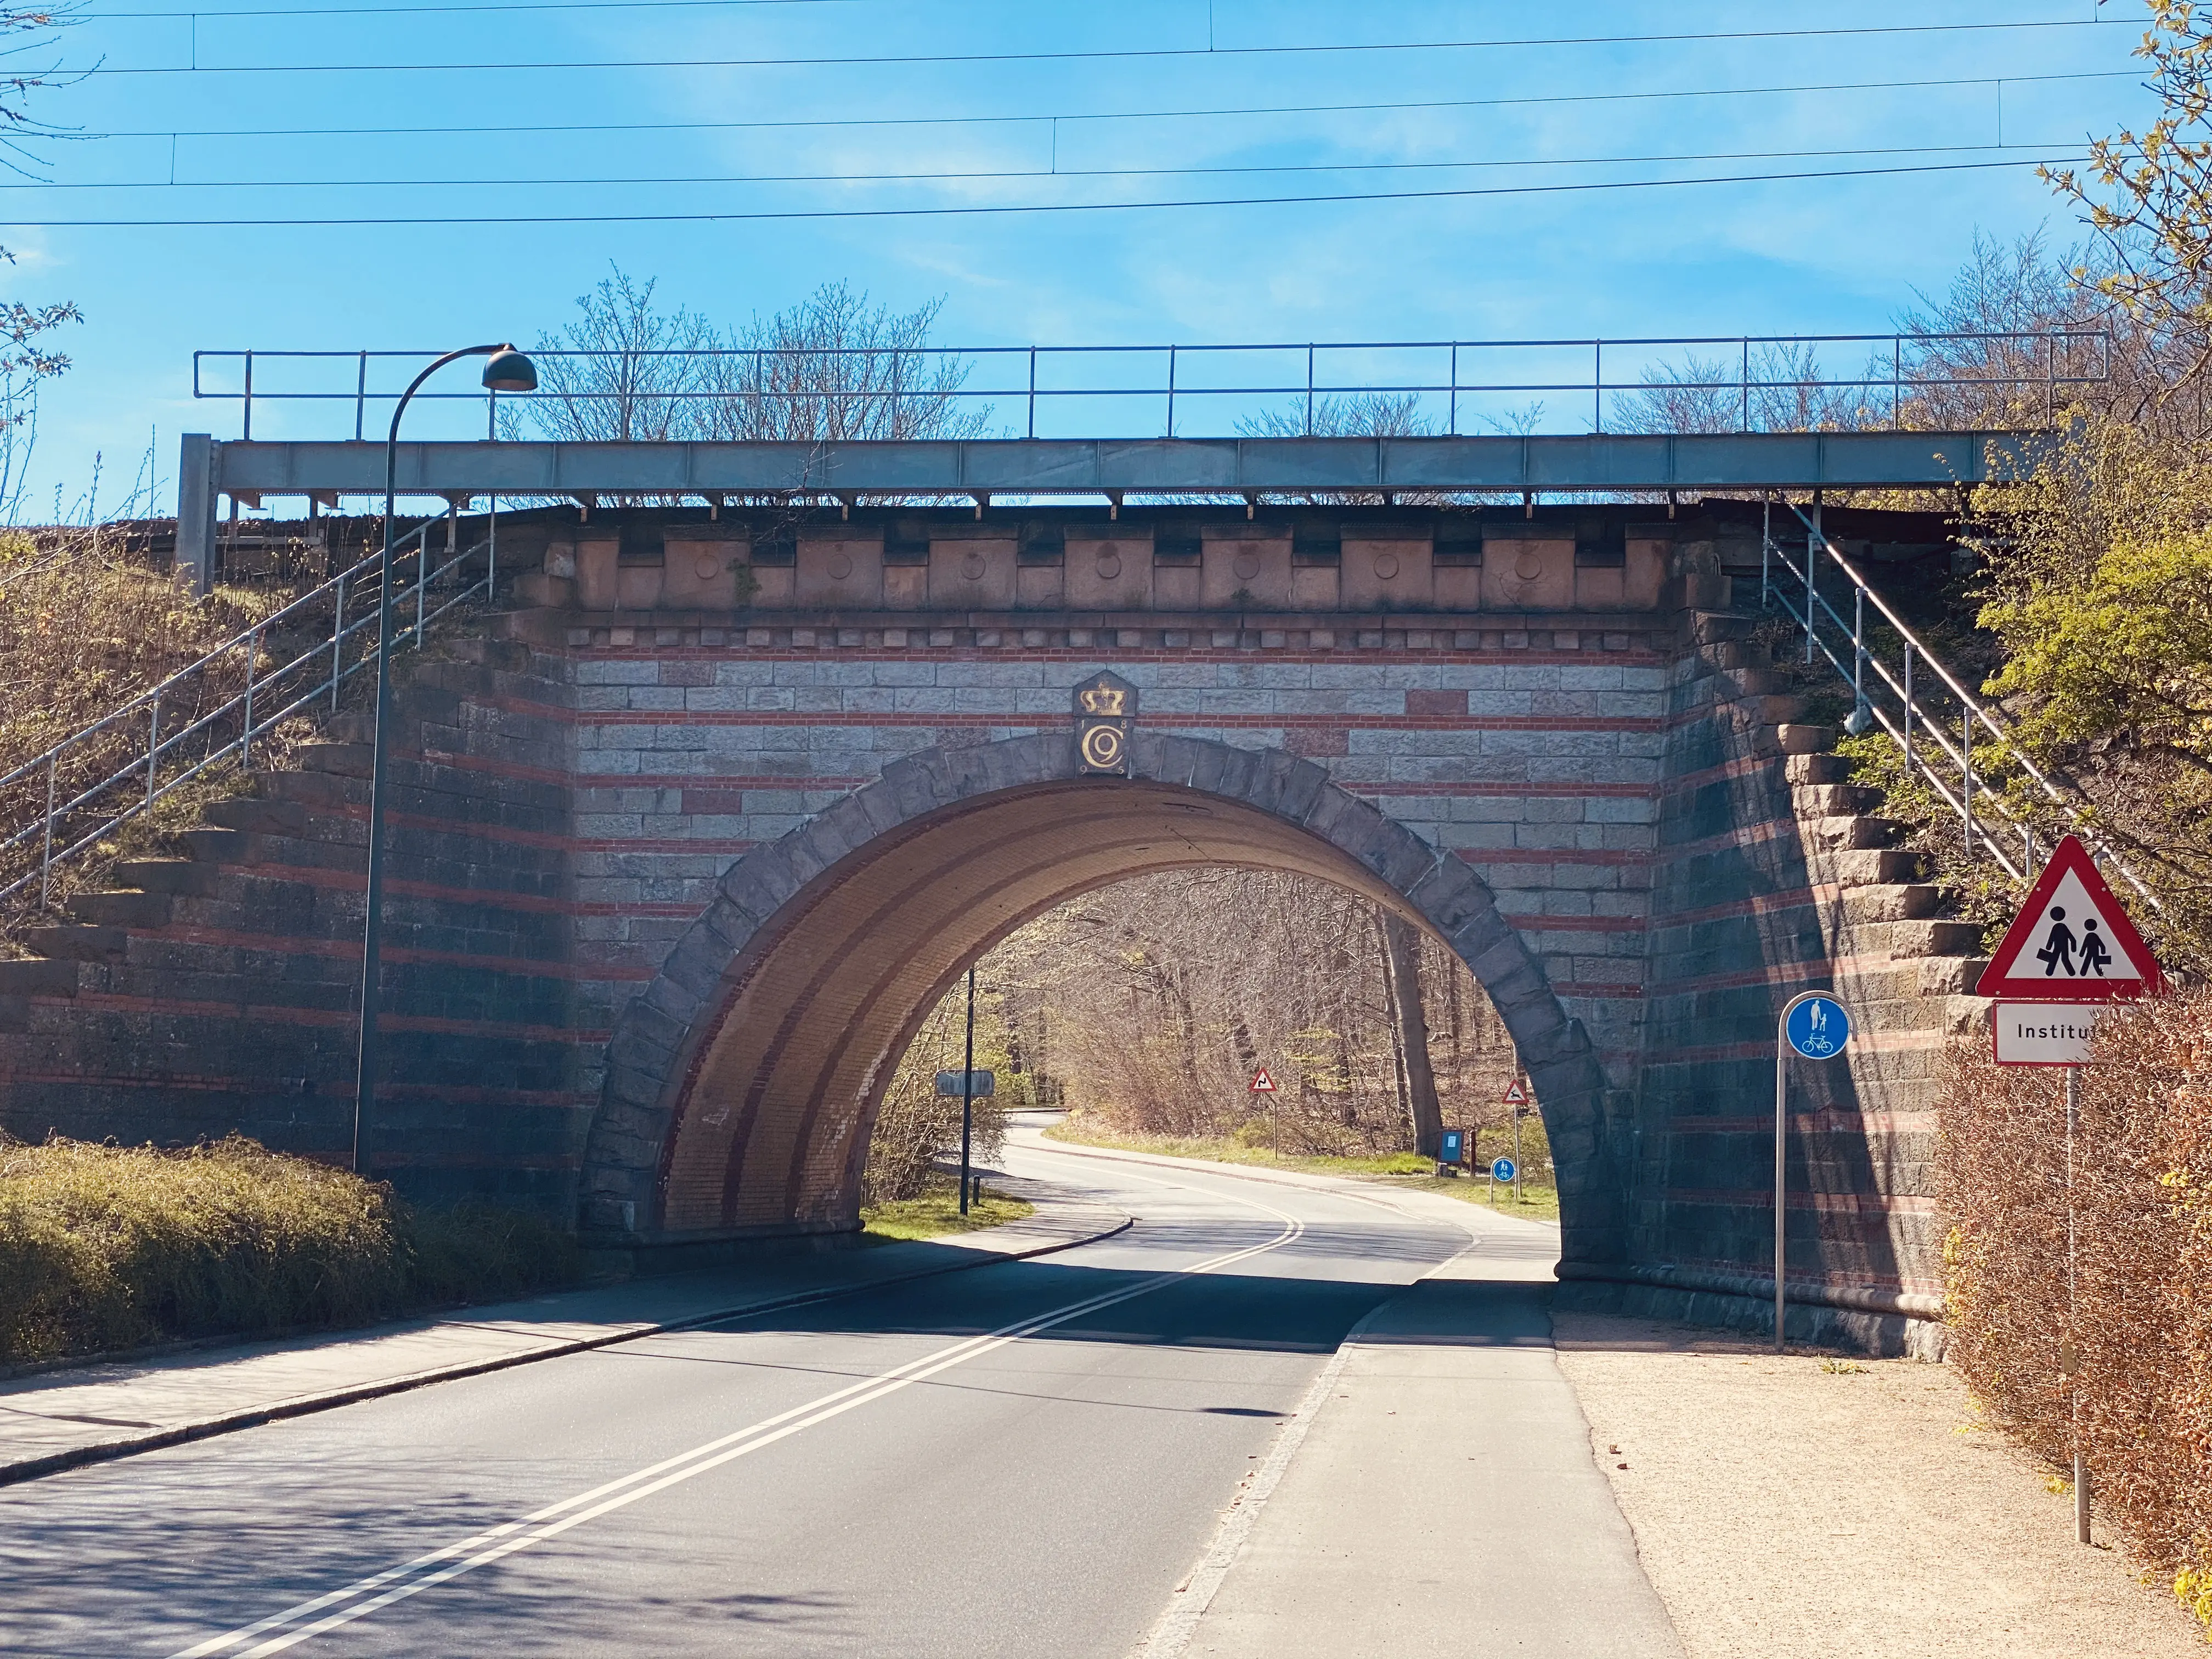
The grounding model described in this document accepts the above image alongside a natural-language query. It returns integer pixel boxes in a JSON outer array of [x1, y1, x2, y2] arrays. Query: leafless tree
[[701, 282, 989, 442], [510, 271, 988, 449]]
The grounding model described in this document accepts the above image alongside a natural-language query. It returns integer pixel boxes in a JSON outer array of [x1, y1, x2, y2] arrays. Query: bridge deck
[[204, 430, 2034, 503]]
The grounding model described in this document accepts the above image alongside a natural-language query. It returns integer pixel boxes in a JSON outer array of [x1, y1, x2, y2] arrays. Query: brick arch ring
[[579, 729, 1622, 1267]]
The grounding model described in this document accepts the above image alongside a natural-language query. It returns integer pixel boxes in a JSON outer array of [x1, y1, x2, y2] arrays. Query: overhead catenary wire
[[0, 139, 2085, 192], [64, 15, 2126, 77], [88, 67, 2140, 144], [0, 153, 2089, 227]]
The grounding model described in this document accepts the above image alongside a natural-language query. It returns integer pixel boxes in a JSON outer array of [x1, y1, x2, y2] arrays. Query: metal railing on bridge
[[193, 330, 2110, 445], [1759, 506, 2156, 907], [0, 510, 499, 919]]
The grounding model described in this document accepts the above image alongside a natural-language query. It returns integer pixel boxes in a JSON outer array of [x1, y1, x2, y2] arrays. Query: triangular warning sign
[[1977, 835, 2163, 1002], [1500, 1079, 1530, 1105], [1248, 1066, 1278, 1094]]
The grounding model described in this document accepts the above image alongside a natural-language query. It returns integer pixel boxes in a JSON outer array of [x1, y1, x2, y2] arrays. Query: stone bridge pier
[[0, 500, 1978, 1348]]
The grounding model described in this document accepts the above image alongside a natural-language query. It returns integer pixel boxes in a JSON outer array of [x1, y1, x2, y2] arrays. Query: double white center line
[[172, 1193, 1304, 1657]]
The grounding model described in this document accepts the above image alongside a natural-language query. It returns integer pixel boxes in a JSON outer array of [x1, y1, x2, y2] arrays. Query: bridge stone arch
[[581, 729, 1621, 1267]]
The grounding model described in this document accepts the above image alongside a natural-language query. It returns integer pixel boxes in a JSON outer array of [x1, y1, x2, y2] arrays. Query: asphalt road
[[1, 1136, 1511, 1659]]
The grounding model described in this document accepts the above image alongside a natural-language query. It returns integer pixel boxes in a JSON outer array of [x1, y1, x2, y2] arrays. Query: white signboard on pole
[[1991, 1003, 2107, 1066]]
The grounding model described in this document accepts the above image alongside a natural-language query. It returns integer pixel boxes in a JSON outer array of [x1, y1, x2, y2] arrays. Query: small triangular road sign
[[1500, 1079, 1531, 1106], [1977, 835, 2163, 1002], [1248, 1066, 1278, 1094]]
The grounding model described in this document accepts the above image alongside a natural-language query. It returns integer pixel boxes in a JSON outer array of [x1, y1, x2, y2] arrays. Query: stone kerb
[[579, 727, 1620, 1263]]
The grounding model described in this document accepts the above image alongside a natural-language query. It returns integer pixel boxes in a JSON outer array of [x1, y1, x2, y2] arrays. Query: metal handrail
[[1759, 501, 2158, 907], [193, 329, 2111, 444], [0, 507, 498, 912]]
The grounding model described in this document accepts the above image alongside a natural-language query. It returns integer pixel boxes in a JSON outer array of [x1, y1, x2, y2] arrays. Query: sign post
[[960, 966, 978, 1214], [1977, 833, 2164, 1547], [1776, 991, 1852, 1353], [1502, 1078, 1531, 1206], [1249, 1065, 1279, 1159]]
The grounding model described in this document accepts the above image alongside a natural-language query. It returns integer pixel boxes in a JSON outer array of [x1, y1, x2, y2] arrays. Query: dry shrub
[[0, 1134, 579, 1364], [0, 531, 329, 940], [1939, 989, 2212, 1627]]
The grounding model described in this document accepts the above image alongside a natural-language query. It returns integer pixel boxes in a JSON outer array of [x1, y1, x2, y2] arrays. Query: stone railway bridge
[[0, 482, 1989, 1347]]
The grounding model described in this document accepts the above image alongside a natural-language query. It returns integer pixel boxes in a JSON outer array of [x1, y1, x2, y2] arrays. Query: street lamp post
[[352, 343, 537, 1177]]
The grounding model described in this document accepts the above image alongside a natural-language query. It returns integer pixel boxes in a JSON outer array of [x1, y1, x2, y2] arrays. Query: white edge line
[[169, 1190, 1300, 1658], [1128, 1302, 1384, 1659]]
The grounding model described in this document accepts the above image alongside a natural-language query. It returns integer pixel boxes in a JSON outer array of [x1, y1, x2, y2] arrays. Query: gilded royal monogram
[[1073, 670, 1137, 777]]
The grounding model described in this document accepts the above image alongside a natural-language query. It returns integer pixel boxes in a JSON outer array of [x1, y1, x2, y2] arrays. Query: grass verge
[[860, 1173, 1036, 1242], [1043, 1118, 1562, 1222], [0, 1134, 583, 1366]]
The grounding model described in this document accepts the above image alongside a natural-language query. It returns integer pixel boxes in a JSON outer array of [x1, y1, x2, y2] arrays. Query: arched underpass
[[583, 729, 1622, 1268]]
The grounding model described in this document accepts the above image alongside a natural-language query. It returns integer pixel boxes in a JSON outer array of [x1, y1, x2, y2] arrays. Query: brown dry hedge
[[0, 1134, 582, 1365], [1939, 989, 2212, 1629]]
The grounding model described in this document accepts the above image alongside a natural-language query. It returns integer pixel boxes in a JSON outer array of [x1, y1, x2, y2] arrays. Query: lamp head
[[482, 346, 538, 393]]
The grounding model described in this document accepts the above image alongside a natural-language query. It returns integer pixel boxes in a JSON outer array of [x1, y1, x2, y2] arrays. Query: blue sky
[[0, 0, 2158, 517]]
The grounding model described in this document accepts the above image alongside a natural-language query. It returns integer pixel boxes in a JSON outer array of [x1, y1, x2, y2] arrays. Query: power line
[[97, 0, 866, 13], [0, 153, 2086, 226], [0, 139, 2069, 191], [88, 67, 2140, 143], [71, 16, 2123, 77]]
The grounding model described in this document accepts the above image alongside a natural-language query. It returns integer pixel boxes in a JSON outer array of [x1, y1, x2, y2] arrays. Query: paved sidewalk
[[0, 1172, 1125, 1487], [1135, 1233, 1682, 1659]]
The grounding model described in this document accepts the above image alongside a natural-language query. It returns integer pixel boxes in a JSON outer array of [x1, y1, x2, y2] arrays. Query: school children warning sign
[[1976, 835, 2163, 1002]]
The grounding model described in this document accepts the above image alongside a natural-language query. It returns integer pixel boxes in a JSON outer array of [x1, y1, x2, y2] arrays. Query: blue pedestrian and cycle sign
[[1783, 993, 1851, 1059], [1773, 990, 1852, 1354], [1490, 1156, 1517, 1183]]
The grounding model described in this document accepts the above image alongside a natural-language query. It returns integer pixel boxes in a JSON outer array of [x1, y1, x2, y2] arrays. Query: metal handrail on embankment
[[1758, 501, 2156, 906], [0, 510, 499, 913]]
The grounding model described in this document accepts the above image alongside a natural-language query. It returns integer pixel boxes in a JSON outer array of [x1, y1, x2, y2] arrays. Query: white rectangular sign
[[1992, 1002, 2107, 1066]]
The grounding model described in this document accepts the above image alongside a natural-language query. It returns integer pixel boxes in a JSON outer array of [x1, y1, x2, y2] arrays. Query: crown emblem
[[1079, 685, 1127, 716]]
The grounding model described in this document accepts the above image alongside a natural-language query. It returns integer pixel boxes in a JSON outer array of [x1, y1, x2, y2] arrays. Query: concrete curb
[[0, 1202, 1131, 1491]]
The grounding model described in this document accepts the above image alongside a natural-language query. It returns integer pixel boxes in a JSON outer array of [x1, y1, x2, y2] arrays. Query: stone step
[[0, 956, 79, 996], [111, 859, 221, 896], [328, 710, 376, 744], [1794, 782, 1880, 816], [1775, 723, 1835, 755], [1786, 753, 1853, 786], [1865, 919, 1987, 959], [1918, 956, 1992, 996], [203, 795, 310, 836], [1840, 884, 1943, 924], [261, 769, 358, 809], [1714, 665, 1784, 699], [181, 827, 257, 865], [1806, 814, 1905, 851], [1735, 693, 1807, 725], [1820, 848, 1925, 885], [296, 742, 375, 778], [67, 889, 173, 927], [15, 923, 129, 962], [1690, 609, 1749, 645]]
